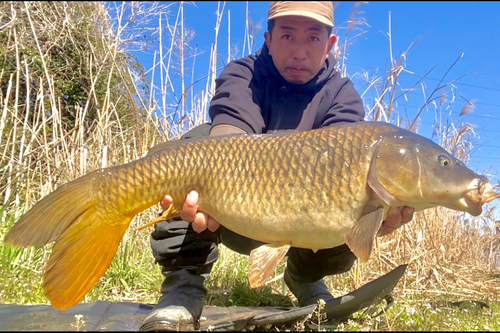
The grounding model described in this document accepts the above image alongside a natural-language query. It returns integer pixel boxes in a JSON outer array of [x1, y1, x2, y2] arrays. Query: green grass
[[204, 252, 500, 331], [83, 232, 164, 306], [0, 243, 47, 305], [0, 207, 47, 305], [1, 246, 499, 331], [1, 208, 499, 331], [0, 210, 164, 306], [334, 295, 499, 331]]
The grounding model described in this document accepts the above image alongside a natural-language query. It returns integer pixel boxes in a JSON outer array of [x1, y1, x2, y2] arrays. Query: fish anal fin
[[135, 202, 174, 231], [43, 207, 130, 310], [248, 243, 291, 289], [345, 208, 384, 262]]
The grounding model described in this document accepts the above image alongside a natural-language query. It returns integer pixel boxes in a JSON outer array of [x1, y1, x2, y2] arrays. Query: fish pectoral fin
[[135, 203, 174, 231], [248, 243, 291, 289], [345, 208, 384, 262]]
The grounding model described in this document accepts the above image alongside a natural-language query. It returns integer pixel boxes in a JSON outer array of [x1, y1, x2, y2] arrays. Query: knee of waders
[[150, 219, 220, 275], [286, 244, 357, 283]]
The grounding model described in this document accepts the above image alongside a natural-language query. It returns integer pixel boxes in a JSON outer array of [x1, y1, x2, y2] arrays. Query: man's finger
[[378, 206, 415, 237], [180, 190, 199, 222], [207, 216, 221, 232], [160, 195, 173, 211], [192, 212, 208, 233], [401, 206, 415, 224], [386, 206, 402, 226], [378, 207, 402, 237]]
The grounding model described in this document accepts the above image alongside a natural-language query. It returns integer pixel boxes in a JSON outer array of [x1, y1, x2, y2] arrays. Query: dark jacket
[[209, 43, 365, 134]]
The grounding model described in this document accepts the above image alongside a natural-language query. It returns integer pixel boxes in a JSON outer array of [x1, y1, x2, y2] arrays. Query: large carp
[[4, 121, 499, 310]]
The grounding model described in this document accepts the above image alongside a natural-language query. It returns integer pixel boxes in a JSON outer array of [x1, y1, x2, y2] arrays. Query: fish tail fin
[[44, 207, 130, 310], [4, 175, 96, 247], [4, 172, 132, 310]]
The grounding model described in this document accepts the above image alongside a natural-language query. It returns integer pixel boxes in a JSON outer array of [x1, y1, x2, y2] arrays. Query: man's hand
[[377, 206, 415, 237], [160, 191, 221, 233]]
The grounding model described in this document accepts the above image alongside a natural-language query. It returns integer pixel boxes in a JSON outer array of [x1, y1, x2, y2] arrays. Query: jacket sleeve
[[209, 57, 265, 134], [320, 76, 365, 128]]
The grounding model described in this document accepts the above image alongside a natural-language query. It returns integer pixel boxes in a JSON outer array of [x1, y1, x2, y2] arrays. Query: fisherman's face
[[265, 16, 336, 84]]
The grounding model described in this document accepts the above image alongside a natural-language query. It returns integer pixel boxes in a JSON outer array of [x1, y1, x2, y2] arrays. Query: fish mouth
[[457, 177, 500, 216]]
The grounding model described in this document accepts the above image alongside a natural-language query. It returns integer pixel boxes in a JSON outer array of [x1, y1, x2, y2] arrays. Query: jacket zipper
[[273, 85, 287, 132]]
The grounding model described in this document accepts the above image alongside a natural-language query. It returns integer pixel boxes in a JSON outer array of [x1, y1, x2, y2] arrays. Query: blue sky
[[125, 1, 500, 219]]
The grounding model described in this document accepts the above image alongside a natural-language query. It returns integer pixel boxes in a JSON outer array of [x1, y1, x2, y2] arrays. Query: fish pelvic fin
[[345, 208, 384, 262], [43, 207, 130, 310], [4, 175, 95, 247], [248, 243, 291, 289]]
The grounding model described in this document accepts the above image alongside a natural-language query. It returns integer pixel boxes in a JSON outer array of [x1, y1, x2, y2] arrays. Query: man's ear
[[325, 34, 337, 59], [264, 31, 272, 55]]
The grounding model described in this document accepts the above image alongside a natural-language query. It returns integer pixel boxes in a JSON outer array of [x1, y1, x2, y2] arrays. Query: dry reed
[[326, 2, 500, 304]]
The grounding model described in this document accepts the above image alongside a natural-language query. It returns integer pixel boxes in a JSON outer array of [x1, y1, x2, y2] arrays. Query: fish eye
[[438, 155, 451, 167]]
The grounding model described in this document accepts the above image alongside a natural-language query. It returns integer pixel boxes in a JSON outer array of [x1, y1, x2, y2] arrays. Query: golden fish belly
[[214, 210, 361, 250]]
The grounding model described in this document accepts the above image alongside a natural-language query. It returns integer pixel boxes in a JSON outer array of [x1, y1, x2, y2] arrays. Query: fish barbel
[[4, 121, 500, 310]]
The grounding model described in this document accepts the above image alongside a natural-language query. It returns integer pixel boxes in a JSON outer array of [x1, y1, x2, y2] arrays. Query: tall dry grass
[[0, 1, 217, 304], [0, 1, 498, 310], [325, 4, 500, 303]]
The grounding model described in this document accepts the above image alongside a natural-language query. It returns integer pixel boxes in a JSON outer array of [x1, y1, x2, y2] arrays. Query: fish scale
[[4, 121, 499, 310], [115, 124, 378, 248]]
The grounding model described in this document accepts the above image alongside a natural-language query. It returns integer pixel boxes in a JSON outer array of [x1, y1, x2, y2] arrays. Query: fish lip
[[459, 178, 500, 216], [481, 185, 500, 204]]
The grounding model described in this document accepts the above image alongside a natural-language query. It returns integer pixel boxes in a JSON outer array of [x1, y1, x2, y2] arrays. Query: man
[[140, 2, 414, 331]]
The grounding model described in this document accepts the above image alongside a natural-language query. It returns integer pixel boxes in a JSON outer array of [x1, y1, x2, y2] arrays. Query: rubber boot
[[284, 266, 334, 307], [140, 269, 207, 331]]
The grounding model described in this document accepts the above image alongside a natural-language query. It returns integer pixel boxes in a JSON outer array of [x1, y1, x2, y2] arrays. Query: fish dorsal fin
[[146, 130, 301, 157], [345, 208, 384, 262], [248, 243, 291, 288]]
